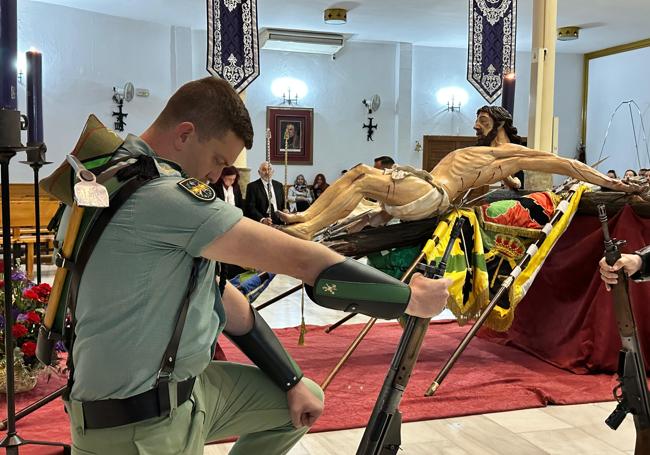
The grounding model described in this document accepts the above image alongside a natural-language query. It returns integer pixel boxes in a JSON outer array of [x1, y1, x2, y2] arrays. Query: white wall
[[586, 46, 650, 176], [193, 37, 400, 186], [409, 47, 583, 171], [14, 1, 584, 189], [13, 0, 179, 181]]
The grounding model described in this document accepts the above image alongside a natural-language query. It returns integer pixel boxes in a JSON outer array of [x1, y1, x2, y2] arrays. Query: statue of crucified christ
[[278, 106, 647, 240]]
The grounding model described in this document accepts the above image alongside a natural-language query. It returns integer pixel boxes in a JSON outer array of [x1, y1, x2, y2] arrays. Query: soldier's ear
[[174, 122, 196, 150]]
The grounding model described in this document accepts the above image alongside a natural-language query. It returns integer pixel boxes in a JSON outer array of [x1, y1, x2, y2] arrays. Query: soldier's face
[[191, 131, 244, 184]]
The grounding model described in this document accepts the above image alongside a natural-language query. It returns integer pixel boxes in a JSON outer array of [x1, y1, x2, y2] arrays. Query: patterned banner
[[467, 0, 517, 103], [206, 0, 260, 93]]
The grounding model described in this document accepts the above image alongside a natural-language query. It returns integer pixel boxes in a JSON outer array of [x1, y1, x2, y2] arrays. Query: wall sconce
[[436, 86, 469, 112], [271, 77, 308, 106], [414, 140, 422, 153]]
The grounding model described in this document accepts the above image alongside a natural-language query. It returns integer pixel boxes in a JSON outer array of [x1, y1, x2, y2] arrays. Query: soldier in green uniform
[[64, 77, 451, 454]]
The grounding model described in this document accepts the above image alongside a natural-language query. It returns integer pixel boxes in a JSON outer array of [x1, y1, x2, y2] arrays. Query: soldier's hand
[[286, 380, 323, 428], [599, 254, 642, 290], [405, 273, 451, 318]]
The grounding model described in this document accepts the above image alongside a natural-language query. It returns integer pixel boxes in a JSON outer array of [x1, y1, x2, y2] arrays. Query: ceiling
[[36, 0, 650, 54]]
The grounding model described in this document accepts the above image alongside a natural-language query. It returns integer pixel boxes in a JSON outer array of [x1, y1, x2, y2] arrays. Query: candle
[[0, 0, 18, 110], [501, 71, 516, 116], [26, 49, 43, 144]]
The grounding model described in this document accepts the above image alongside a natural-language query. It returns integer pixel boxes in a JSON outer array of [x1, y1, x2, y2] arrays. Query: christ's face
[[474, 112, 494, 140]]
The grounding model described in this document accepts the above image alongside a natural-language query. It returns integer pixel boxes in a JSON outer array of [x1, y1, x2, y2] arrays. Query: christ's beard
[[476, 127, 499, 146]]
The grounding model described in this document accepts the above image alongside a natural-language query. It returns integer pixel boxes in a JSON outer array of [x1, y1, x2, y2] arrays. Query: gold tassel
[[298, 283, 307, 345]]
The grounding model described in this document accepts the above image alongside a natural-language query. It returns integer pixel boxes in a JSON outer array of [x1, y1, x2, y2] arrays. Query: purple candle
[[0, 0, 18, 110], [501, 71, 516, 116], [26, 49, 43, 144]]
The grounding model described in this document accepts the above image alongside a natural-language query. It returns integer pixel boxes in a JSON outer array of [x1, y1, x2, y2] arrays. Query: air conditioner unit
[[260, 28, 345, 55]]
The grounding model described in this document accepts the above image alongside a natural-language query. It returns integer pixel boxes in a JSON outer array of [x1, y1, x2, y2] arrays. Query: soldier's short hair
[[154, 77, 253, 149]]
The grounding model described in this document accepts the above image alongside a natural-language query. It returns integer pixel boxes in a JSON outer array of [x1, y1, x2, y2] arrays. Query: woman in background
[[312, 173, 329, 200], [288, 174, 313, 212], [212, 165, 243, 209], [210, 166, 245, 281]]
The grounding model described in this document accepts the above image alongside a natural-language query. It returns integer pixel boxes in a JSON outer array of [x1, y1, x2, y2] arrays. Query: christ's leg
[[278, 164, 384, 224], [280, 168, 434, 240]]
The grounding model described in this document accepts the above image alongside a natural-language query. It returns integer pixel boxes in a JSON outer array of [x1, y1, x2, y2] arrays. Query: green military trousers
[[66, 361, 324, 455]]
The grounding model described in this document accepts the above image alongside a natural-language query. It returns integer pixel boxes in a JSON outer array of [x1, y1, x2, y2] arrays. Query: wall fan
[[362, 95, 381, 115]]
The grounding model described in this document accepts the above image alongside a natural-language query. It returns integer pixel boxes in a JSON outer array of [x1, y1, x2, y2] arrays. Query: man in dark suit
[[245, 161, 285, 225]]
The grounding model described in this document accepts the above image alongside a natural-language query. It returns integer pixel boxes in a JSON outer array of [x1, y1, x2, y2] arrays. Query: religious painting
[[266, 107, 313, 165]]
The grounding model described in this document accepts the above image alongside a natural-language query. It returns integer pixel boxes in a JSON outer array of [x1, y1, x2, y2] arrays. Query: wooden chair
[[0, 185, 60, 280]]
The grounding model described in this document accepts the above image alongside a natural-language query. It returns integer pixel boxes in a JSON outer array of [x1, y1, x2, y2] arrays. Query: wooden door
[[422, 135, 478, 172]]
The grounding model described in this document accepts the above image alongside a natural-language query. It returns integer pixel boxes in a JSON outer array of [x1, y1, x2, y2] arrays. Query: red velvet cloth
[[481, 205, 650, 373]]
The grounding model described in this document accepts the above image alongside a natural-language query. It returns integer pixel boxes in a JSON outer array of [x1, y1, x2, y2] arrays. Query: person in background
[[601, 169, 618, 192], [210, 166, 246, 281], [624, 169, 638, 181], [287, 174, 313, 212], [312, 173, 329, 200], [244, 161, 285, 225], [374, 155, 395, 170], [211, 165, 243, 209]]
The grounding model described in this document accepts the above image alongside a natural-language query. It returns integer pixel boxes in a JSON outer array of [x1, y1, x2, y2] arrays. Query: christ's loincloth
[[380, 165, 450, 221]]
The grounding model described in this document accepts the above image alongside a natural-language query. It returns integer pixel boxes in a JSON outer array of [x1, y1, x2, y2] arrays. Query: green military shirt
[[70, 134, 243, 401]]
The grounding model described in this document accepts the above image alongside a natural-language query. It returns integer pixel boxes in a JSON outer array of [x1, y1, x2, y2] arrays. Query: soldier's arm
[[201, 217, 446, 319]]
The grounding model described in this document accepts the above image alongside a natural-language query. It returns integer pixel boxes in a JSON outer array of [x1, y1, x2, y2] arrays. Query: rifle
[[356, 217, 465, 455], [598, 204, 650, 455]]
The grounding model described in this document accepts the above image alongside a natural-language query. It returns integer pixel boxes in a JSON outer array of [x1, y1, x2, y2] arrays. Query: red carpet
[[0, 321, 619, 454]]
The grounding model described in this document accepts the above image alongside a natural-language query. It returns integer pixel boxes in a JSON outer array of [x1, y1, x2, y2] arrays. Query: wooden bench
[[0, 184, 60, 279]]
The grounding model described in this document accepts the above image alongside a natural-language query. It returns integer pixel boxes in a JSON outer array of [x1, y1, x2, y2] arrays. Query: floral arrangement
[[0, 268, 63, 388]]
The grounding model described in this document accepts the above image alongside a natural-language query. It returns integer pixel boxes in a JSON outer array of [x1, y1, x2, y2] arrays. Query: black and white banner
[[467, 0, 517, 103], [206, 0, 260, 93]]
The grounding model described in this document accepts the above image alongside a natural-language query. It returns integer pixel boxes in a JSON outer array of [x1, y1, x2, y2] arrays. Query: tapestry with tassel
[[206, 0, 260, 93], [467, 0, 517, 103]]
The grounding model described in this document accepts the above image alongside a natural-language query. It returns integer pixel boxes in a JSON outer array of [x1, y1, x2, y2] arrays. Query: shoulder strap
[[63, 156, 161, 399]]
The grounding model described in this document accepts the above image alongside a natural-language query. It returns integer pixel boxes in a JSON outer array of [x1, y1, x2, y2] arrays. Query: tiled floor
[[38, 267, 637, 454]]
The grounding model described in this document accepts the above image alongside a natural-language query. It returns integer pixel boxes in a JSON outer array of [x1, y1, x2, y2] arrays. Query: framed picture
[[266, 107, 313, 165]]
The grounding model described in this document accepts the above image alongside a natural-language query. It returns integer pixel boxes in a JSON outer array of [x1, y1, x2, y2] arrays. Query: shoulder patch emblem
[[177, 178, 216, 202]]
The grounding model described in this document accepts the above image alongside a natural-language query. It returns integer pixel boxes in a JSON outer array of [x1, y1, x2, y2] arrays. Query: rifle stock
[[356, 217, 464, 455], [598, 204, 650, 455]]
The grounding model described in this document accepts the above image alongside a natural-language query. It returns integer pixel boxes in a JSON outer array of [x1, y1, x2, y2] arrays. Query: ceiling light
[[324, 8, 347, 25], [557, 26, 580, 41]]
